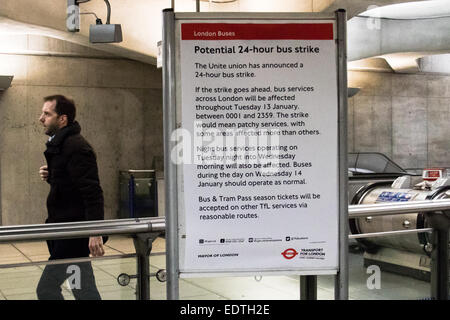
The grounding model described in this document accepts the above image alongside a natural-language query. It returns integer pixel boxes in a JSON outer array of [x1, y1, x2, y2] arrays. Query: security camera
[[67, 0, 123, 43], [89, 0, 122, 43], [89, 24, 123, 43]]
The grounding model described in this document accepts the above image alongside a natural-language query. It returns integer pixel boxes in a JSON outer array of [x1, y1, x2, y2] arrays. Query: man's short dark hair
[[43, 95, 76, 124]]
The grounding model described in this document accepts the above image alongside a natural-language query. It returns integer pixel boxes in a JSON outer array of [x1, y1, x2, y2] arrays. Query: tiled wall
[[348, 71, 450, 170]]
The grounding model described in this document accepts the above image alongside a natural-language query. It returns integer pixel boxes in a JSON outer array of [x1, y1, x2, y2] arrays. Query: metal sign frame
[[163, 9, 348, 300]]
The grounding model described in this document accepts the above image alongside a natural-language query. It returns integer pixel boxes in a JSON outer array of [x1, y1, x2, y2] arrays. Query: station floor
[[0, 235, 432, 300]]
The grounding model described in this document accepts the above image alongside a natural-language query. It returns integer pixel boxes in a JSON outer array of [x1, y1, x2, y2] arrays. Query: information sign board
[[175, 18, 341, 276]]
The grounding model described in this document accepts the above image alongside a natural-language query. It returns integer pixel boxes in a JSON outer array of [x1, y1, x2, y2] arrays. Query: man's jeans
[[36, 262, 101, 300]]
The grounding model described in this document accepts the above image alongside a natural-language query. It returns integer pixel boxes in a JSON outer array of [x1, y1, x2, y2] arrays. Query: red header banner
[[181, 23, 334, 41]]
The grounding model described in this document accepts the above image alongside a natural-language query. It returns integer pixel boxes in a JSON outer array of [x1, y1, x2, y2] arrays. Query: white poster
[[178, 20, 339, 275]]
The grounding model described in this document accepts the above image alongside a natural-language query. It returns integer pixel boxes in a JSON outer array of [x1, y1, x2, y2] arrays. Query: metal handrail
[[0, 200, 448, 300], [0, 217, 164, 231], [349, 199, 449, 300], [0, 199, 448, 242], [0, 253, 137, 269], [349, 199, 450, 218], [0, 217, 165, 242], [348, 199, 450, 239], [0, 216, 166, 301], [349, 228, 433, 239]]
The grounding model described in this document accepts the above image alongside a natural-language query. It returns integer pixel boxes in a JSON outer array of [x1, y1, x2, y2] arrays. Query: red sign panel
[[181, 23, 334, 41], [423, 168, 445, 181]]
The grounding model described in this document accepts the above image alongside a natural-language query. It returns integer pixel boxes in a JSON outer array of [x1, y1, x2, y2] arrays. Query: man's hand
[[89, 236, 105, 257], [39, 165, 48, 181]]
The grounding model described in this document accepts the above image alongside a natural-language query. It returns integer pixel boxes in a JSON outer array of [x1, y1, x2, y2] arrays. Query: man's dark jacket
[[44, 121, 105, 259]]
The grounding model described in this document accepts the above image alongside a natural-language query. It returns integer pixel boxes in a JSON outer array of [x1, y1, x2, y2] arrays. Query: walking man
[[36, 95, 105, 300]]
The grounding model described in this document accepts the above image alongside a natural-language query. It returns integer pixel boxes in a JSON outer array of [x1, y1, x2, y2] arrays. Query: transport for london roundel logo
[[281, 248, 298, 260]]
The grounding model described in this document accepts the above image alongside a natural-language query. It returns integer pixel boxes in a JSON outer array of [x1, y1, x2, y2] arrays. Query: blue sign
[[377, 191, 413, 202]]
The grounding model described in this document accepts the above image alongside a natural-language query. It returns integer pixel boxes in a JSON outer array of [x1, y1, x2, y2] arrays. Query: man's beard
[[45, 122, 59, 136]]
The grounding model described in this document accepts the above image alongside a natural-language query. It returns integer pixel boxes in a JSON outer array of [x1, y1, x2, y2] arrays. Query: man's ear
[[59, 114, 68, 126]]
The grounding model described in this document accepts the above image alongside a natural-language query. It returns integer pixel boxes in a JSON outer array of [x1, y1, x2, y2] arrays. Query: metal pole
[[0, 218, 165, 242], [430, 228, 449, 300], [196, 0, 200, 12], [103, 0, 111, 24], [0, 254, 137, 269], [162, 8, 180, 300], [135, 245, 151, 300], [129, 173, 135, 218], [0, 225, 161, 242], [335, 8, 349, 301], [133, 233, 159, 300], [349, 199, 450, 218], [0, 217, 165, 231], [349, 228, 433, 239], [300, 275, 317, 300]]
